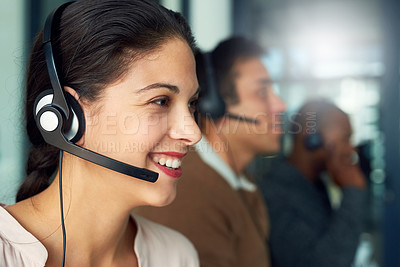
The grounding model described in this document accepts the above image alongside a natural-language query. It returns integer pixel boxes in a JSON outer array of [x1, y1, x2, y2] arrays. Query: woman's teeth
[[152, 156, 181, 169]]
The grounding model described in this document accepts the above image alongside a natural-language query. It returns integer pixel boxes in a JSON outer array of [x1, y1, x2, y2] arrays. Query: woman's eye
[[151, 97, 170, 107], [188, 98, 198, 114]]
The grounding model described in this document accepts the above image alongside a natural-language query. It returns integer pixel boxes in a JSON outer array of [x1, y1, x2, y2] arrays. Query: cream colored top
[[0, 205, 199, 267]]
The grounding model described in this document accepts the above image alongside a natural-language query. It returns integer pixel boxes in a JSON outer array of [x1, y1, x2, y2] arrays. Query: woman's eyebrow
[[135, 83, 180, 94]]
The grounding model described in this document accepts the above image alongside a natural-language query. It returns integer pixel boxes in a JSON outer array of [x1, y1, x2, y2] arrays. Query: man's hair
[[196, 36, 265, 106]]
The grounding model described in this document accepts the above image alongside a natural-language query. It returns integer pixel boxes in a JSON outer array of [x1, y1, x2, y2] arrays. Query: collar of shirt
[[194, 136, 256, 192], [0, 204, 48, 266]]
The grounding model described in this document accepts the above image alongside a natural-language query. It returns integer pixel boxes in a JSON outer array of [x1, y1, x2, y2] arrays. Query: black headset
[[304, 132, 324, 151], [34, 1, 158, 182], [197, 52, 226, 120], [197, 51, 259, 124]]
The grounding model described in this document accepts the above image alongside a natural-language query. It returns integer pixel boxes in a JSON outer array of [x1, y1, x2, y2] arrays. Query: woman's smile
[[150, 151, 187, 178]]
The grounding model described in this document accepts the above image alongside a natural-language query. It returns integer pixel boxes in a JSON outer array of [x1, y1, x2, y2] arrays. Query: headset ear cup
[[34, 89, 55, 117], [304, 132, 324, 151], [34, 90, 85, 143], [64, 92, 85, 143], [33, 89, 60, 134], [196, 52, 226, 120]]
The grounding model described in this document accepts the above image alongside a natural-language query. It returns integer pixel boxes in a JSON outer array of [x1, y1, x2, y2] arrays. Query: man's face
[[320, 111, 355, 167], [226, 57, 286, 154]]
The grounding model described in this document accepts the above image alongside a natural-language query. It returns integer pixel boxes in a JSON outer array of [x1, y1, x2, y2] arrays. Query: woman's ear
[[64, 86, 79, 100], [64, 86, 85, 146]]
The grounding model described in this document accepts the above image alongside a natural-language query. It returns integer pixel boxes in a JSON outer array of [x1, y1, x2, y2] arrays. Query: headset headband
[[43, 2, 74, 121], [37, 1, 158, 182]]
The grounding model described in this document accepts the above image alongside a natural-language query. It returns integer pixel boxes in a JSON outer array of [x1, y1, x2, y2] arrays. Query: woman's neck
[[9, 152, 140, 266]]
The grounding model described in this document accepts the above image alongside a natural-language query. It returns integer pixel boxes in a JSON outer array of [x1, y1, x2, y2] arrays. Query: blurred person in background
[[136, 36, 287, 267], [256, 99, 366, 267]]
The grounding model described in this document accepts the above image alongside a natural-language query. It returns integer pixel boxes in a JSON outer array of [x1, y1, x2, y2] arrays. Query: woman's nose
[[169, 110, 202, 146]]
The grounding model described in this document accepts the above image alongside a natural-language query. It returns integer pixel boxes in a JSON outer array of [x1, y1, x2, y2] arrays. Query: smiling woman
[[0, 1, 201, 267]]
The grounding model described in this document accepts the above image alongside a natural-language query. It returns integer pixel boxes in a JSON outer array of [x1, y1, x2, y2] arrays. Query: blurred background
[[0, 0, 398, 266]]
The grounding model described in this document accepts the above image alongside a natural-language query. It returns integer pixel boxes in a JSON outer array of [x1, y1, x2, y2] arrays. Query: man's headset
[[304, 132, 324, 151], [197, 52, 259, 124], [33, 1, 158, 183]]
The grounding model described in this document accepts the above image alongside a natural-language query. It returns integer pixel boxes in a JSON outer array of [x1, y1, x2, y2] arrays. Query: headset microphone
[[34, 1, 158, 183], [225, 113, 259, 124], [37, 3, 158, 267]]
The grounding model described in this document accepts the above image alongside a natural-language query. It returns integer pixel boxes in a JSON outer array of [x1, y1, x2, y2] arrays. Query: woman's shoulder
[[0, 204, 48, 267], [133, 214, 199, 267]]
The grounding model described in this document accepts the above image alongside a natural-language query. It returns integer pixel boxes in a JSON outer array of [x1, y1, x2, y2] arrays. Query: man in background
[[135, 36, 286, 267], [256, 99, 366, 267]]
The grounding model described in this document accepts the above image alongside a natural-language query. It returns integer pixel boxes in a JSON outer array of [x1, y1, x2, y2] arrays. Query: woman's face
[[82, 38, 201, 207]]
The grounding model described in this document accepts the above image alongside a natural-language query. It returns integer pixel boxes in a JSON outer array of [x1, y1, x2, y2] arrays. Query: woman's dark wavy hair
[[17, 0, 196, 202]]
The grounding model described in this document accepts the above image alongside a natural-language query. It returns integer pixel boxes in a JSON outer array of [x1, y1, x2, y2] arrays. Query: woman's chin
[[149, 186, 177, 207], [152, 195, 176, 207]]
